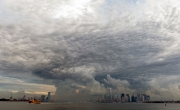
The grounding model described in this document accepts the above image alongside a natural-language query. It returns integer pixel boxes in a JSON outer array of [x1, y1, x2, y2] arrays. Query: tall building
[[10, 93, 12, 100], [48, 92, 51, 102], [41, 95, 45, 101], [141, 94, 146, 102], [126, 94, 130, 102], [129, 95, 131, 102], [141, 94, 150, 102], [131, 95, 134, 102], [22, 95, 26, 100], [141, 95, 145, 102], [121, 93, 125, 102], [104, 95, 107, 99], [118, 92, 121, 100], [115, 94, 118, 99], [137, 93, 141, 102], [109, 88, 112, 100], [147, 95, 150, 101]]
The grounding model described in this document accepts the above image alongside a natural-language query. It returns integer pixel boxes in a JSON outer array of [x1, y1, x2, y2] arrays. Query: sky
[[0, 0, 180, 101]]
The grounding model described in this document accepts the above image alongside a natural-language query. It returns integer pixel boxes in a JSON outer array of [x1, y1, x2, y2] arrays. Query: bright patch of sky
[[0, 75, 56, 95]]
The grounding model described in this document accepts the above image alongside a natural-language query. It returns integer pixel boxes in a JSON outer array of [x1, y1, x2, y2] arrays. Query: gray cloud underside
[[1, 0, 180, 100]]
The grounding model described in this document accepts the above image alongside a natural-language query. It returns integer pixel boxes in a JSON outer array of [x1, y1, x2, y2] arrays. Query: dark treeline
[[146, 101, 180, 103], [0, 98, 28, 101], [0, 98, 9, 101]]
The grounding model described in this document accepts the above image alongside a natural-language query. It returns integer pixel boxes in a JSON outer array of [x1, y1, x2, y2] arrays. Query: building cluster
[[8, 92, 51, 102], [40, 92, 51, 102], [97, 88, 150, 103]]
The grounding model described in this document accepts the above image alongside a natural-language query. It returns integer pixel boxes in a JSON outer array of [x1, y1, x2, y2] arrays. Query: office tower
[[10, 93, 12, 100], [22, 95, 26, 100], [137, 93, 141, 102], [131, 95, 134, 102], [141, 94, 147, 102], [118, 92, 121, 100], [126, 94, 130, 102], [129, 95, 131, 102], [109, 88, 112, 100], [112, 94, 115, 101], [141, 95, 145, 102], [48, 92, 51, 102], [121, 93, 125, 102], [121, 93, 124, 98], [147, 95, 150, 101], [104, 95, 107, 99], [114, 94, 118, 99], [41, 95, 45, 101]]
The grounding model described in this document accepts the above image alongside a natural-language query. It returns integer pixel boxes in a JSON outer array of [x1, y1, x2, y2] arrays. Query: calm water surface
[[0, 102, 179, 110]]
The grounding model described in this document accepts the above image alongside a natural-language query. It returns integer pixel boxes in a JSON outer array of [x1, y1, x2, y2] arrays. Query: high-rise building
[[48, 92, 51, 102], [129, 95, 131, 102], [126, 94, 130, 102], [141, 94, 146, 102], [141, 94, 150, 102], [147, 95, 150, 101], [10, 93, 13, 100], [104, 95, 107, 99], [121, 93, 125, 102], [141, 95, 145, 102], [109, 88, 112, 100], [22, 95, 26, 100], [131, 95, 134, 102], [41, 95, 45, 101], [114, 94, 118, 99], [137, 93, 141, 102], [112, 94, 115, 101], [118, 92, 121, 100]]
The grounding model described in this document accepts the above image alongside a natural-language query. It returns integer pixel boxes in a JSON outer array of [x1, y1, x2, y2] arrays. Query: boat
[[28, 99, 41, 104]]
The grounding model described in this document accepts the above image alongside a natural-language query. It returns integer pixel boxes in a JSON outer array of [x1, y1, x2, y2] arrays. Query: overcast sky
[[0, 0, 180, 101]]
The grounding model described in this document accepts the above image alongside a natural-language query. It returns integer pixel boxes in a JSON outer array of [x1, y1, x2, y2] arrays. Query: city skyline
[[0, 92, 52, 102], [1, 0, 180, 101]]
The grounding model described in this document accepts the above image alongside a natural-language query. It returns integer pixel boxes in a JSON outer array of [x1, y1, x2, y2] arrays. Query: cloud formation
[[1, 0, 180, 100]]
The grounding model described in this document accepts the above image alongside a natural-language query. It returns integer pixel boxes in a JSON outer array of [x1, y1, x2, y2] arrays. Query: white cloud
[[146, 75, 180, 100], [104, 74, 136, 94]]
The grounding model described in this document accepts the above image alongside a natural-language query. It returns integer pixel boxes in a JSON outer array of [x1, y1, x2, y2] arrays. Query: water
[[0, 102, 180, 110]]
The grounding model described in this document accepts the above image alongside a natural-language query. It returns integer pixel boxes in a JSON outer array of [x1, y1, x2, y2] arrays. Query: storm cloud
[[0, 0, 180, 100]]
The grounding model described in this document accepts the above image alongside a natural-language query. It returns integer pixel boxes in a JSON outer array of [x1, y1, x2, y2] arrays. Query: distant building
[[118, 92, 121, 100], [104, 95, 107, 99], [137, 93, 141, 102], [131, 95, 134, 102], [10, 93, 13, 100], [41, 95, 45, 102], [129, 95, 131, 102], [109, 88, 112, 101], [147, 95, 150, 101], [48, 92, 51, 102], [22, 95, 26, 100], [121, 93, 125, 102], [141, 94, 150, 102], [114, 94, 118, 99], [98, 92, 150, 103], [126, 94, 130, 102], [141, 95, 145, 102]]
